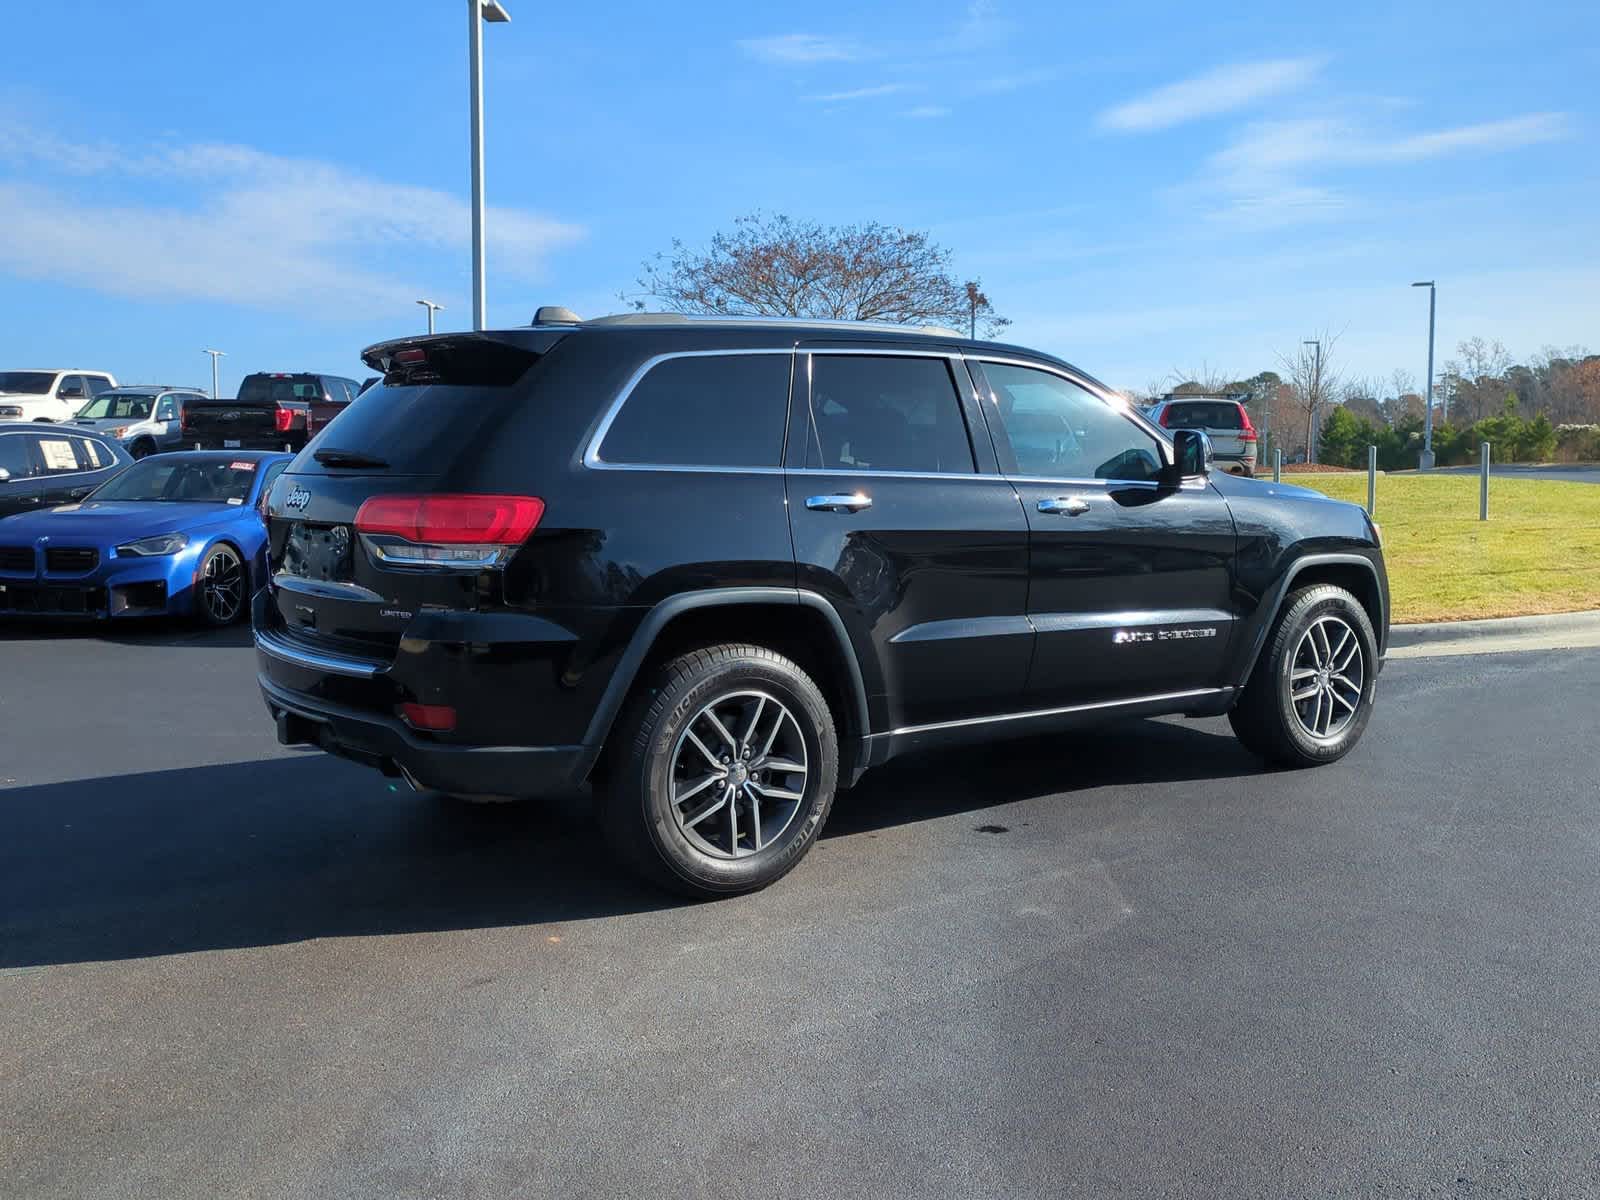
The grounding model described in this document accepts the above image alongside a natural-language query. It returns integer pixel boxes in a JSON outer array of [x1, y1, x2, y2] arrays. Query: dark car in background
[[1144, 394, 1259, 476], [254, 311, 1389, 899], [0, 422, 131, 520], [71, 385, 210, 458], [184, 372, 362, 451]]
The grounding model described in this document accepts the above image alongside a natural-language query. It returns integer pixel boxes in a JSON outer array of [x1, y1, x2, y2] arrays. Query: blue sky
[[1, 0, 1594, 396]]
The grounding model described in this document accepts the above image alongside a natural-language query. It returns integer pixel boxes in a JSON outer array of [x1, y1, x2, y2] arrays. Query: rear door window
[[806, 354, 974, 474], [33, 435, 86, 473], [598, 353, 792, 468], [1168, 402, 1243, 430]]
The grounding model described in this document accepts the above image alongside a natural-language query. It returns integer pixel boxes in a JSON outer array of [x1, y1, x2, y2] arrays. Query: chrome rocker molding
[[860, 686, 1237, 767]]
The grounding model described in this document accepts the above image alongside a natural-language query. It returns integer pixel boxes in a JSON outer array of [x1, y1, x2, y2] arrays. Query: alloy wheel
[[669, 689, 809, 859], [1289, 614, 1364, 740], [201, 550, 244, 624]]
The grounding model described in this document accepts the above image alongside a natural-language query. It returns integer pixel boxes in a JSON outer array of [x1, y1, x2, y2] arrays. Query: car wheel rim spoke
[[669, 689, 808, 860], [204, 554, 241, 620], [1290, 615, 1365, 741]]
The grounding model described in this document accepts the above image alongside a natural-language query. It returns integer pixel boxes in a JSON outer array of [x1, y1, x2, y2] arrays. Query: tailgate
[[185, 400, 278, 438]]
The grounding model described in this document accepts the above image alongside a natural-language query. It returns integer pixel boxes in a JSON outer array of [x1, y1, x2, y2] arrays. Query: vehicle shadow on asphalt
[[0, 617, 254, 649], [1, 719, 1260, 968]]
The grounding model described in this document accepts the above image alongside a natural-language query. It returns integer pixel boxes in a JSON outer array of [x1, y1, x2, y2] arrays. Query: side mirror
[[0, 467, 11, 483], [59, 388, 84, 400], [1169, 429, 1213, 481]]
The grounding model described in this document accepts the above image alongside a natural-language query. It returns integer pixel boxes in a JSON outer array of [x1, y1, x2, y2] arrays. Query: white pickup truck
[[0, 370, 119, 423]]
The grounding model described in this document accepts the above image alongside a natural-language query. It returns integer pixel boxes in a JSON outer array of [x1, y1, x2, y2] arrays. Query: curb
[[1389, 611, 1600, 647]]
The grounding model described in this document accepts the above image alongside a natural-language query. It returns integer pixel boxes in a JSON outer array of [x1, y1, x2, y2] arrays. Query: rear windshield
[[0, 371, 55, 395], [77, 392, 156, 420], [295, 379, 532, 474], [240, 374, 322, 404], [1167, 401, 1243, 430]]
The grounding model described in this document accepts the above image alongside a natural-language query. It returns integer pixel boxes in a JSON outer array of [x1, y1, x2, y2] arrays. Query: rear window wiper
[[313, 448, 389, 469]]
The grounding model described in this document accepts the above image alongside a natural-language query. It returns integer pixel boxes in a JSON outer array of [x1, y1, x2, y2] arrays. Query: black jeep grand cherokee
[[256, 312, 1388, 896]]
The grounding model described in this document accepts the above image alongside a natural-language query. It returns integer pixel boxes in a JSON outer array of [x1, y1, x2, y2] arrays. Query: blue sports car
[[0, 451, 293, 624]]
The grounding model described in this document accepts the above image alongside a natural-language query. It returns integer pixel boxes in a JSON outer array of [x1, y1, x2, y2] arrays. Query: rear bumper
[[259, 670, 589, 798]]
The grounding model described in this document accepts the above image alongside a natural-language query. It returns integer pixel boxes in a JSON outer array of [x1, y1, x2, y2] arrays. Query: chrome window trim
[[583, 348, 795, 472], [887, 687, 1227, 738], [968, 353, 1174, 485], [788, 467, 990, 481]]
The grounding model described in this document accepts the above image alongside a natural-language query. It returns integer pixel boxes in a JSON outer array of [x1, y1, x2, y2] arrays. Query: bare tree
[[1381, 368, 1422, 426], [1160, 363, 1236, 395], [629, 212, 1010, 336], [1341, 377, 1385, 426], [1277, 332, 1344, 463], [1448, 336, 1513, 423]]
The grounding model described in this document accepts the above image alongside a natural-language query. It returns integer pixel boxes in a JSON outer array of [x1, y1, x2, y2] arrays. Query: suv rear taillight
[[354, 494, 544, 569], [1238, 404, 1258, 442], [274, 406, 295, 433], [1158, 407, 1172, 427]]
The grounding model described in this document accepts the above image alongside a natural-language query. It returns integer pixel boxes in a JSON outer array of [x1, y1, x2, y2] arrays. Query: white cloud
[[904, 105, 951, 119], [1098, 58, 1323, 133], [0, 127, 582, 317], [1201, 111, 1571, 229], [807, 83, 912, 103], [1213, 112, 1571, 174], [737, 33, 864, 64], [966, 67, 1059, 95]]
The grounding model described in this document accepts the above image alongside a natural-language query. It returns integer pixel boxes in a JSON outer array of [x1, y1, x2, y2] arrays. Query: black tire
[[601, 643, 838, 898], [195, 544, 246, 627], [129, 439, 156, 460], [1229, 584, 1378, 767]]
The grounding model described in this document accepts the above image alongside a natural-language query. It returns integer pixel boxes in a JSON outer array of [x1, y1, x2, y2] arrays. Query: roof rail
[[581, 311, 966, 338]]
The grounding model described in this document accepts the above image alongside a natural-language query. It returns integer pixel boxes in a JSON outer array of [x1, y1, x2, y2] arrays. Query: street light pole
[[417, 299, 444, 335], [1303, 339, 1321, 463], [1412, 281, 1436, 470], [469, 0, 511, 332], [202, 348, 226, 399]]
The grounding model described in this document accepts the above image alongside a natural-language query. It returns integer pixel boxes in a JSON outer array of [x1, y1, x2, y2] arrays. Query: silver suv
[[1144, 395, 1258, 476], [70, 386, 209, 459]]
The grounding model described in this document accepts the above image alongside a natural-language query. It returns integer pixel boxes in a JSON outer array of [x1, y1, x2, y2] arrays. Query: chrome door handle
[[1038, 496, 1090, 516], [806, 493, 872, 513]]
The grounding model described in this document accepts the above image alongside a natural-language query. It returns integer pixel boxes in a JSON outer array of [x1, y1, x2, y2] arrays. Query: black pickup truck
[[184, 372, 362, 451]]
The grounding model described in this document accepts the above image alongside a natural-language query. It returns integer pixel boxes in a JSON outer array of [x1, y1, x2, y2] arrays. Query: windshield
[[0, 371, 55, 395], [90, 457, 261, 504], [76, 392, 156, 420]]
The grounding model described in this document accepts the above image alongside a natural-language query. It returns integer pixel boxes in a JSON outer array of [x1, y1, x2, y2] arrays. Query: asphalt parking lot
[[3, 626, 1598, 1198]]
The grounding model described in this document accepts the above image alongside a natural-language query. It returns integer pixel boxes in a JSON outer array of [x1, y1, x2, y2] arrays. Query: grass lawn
[[1277, 474, 1600, 623]]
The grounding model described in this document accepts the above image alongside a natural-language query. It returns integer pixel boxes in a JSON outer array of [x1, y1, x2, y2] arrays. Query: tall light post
[[1303, 339, 1321, 463], [417, 298, 445, 334], [1412, 281, 1437, 470], [202, 348, 226, 399], [469, 0, 511, 331]]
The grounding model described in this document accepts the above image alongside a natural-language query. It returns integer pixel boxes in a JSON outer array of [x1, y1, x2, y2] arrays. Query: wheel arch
[[1231, 553, 1387, 686], [581, 588, 872, 782]]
